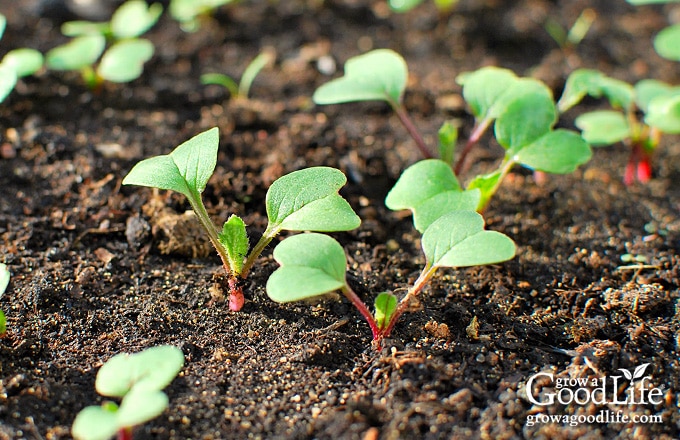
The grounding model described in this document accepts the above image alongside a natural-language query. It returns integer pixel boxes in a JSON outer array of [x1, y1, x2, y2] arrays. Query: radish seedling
[[170, 0, 236, 32], [122, 127, 360, 311], [201, 49, 275, 99], [559, 69, 680, 185], [267, 210, 515, 347], [72, 345, 184, 440], [45, 0, 161, 89], [0, 14, 44, 103]]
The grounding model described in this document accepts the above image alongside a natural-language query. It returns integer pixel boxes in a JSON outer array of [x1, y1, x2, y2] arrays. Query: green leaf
[[634, 79, 680, 113], [218, 215, 249, 274], [495, 80, 557, 151], [312, 49, 408, 106], [0, 263, 9, 296], [0, 14, 6, 40], [575, 110, 630, 145], [72, 405, 120, 440], [513, 129, 592, 173], [46, 34, 106, 71], [123, 127, 219, 199], [374, 292, 397, 329], [96, 345, 184, 397], [654, 24, 680, 61], [0, 64, 17, 103], [0, 310, 5, 336], [266, 167, 360, 233], [97, 39, 154, 83], [1, 48, 44, 77], [457, 66, 519, 121], [645, 95, 680, 134], [557, 69, 604, 113], [239, 49, 275, 98], [438, 121, 458, 165], [267, 233, 347, 302], [111, 0, 163, 39], [421, 211, 516, 269], [61, 21, 110, 37], [598, 76, 635, 110], [115, 389, 169, 428], [201, 73, 239, 96], [388, 0, 425, 12]]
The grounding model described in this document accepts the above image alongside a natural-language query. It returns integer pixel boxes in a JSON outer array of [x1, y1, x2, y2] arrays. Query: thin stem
[[186, 192, 232, 273], [454, 117, 492, 177], [341, 284, 380, 340], [117, 427, 133, 440], [240, 224, 278, 279], [381, 265, 436, 339], [391, 101, 433, 159]]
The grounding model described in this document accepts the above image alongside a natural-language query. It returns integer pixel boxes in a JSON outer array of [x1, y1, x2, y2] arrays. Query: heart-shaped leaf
[[110, 0, 162, 39], [46, 34, 106, 71], [558, 69, 634, 112], [96, 345, 184, 397], [422, 211, 515, 269], [267, 233, 347, 302], [457, 66, 519, 121], [645, 94, 680, 134], [123, 127, 219, 199], [634, 79, 680, 113], [266, 167, 360, 233], [513, 129, 593, 173], [575, 110, 630, 145], [72, 405, 119, 440], [312, 49, 407, 106], [115, 388, 169, 428], [97, 39, 154, 83], [218, 215, 249, 274]]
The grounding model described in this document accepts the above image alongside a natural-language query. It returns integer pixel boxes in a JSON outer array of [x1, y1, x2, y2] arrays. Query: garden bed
[[1, 0, 679, 438]]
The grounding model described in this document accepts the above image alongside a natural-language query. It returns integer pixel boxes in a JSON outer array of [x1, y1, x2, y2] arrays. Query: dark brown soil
[[1, 1, 679, 439]]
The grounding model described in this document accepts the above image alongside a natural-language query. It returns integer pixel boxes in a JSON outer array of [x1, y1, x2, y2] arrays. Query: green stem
[[186, 191, 232, 274], [240, 224, 278, 279], [381, 265, 436, 339]]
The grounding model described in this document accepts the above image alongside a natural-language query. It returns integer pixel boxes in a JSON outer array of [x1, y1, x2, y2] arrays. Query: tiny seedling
[[0, 263, 9, 336], [314, 52, 592, 210], [627, 0, 680, 61], [45, 0, 161, 89], [169, 0, 236, 32], [267, 210, 515, 346], [544, 8, 596, 53], [387, 0, 459, 13], [201, 49, 275, 99], [558, 68, 680, 184], [122, 127, 360, 311], [72, 345, 184, 440], [0, 14, 44, 103]]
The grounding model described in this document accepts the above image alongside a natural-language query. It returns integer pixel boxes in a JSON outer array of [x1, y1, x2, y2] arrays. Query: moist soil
[[1, 0, 679, 439]]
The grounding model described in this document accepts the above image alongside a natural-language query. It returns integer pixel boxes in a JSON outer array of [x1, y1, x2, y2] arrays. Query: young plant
[[267, 210, 515, 346], [314, 51, 592, 210], [0, 263, 9, 336], [122, 127, 360, 311], [544, 8, 596, 53], [627, 0, 680, 61], [387, 0, 459, 13], [558, 69, 680, 185], [45, 0, 161, 89], [169, 0, 236, 32], [201, 48, 275, 99], [0, 14, 44, 103], [72, 345, 184, 440]]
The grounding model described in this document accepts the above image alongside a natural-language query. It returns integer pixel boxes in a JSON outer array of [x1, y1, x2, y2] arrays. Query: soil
[[1, 0, 679, 439]]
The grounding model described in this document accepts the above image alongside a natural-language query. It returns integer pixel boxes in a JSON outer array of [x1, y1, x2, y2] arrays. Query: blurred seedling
[[122, 127, 360, 311], [169, 0, 236, 32], [627, 0, 680, 61], [387, 0, 459, 13], [201, 48, 275, 99], [559, 69, 680, 185], [71, 345, 184, 440], [0, 14, 44, 103], [0, 263, 9, 336], [544, 8, 596, 53], [45, 0, 161, 89]]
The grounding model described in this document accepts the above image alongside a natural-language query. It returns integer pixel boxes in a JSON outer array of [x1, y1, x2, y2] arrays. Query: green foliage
[[0, 14, 44, 103], [170, 0, 236, 32], [218, 215, 249, 274], [388, 0, 459, 13], [627, 0, 680, 61], [0, 263, 9, 336], [71, 345, 184, 440], [45, 0, 161, 87], [438, 121, 458, 165], [313, 49, 407, 107], [373, 292, 397, 330], [201, 49, 275, 99]]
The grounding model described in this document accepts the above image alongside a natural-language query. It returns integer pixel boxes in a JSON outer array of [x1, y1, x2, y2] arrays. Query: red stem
[[392, 103, 433, 159], [454, 118, 491, 177], [117, 427, 133, 440], [341, 285, 380, 340]]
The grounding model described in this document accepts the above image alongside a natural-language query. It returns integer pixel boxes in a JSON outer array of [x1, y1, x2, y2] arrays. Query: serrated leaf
[[654, 24, 680, 61], [266, 167, 360, 233], [645, 94, 680, 133], [218, 215, 249, 274], [374, 292, 397, 329], [575, 110, 630, 145], [421, 211, 515, 269], [557, 69, 604, 113], [115, 389, 169, 428], [495, 81, 557, 151], [313, 49, 407, 106], [96, 345, 184, 397], [513, 129, 592, 174], [97, 39, 154, 83], [111, 0, 162, 39], [1, 48, 43, 77], [266, 233, 347, 302], [123, 127, 219, 199], [46, 34, 106, 71], [72, 405, 120, 440], [457, 66, 519, 121]]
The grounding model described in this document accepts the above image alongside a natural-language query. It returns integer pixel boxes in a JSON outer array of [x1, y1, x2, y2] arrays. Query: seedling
[[45, 0, 161, 89], [201, 48, 275, 99], [0, 263, 9, 336], [122, 127, 360, 311], [267, 210, 515, 346], [169, 0, 236, 32], [72, 345, 184, 440], [314, 52, 592, 210], [387, 0, 459, 13], [558, 69, 680, 184], [0, 14, 44, 103], [627, 0, 680, 61], [544, 8, 596, 53]]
